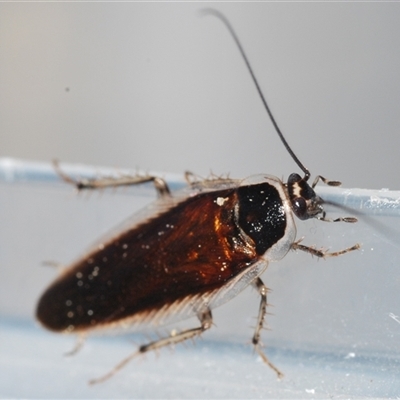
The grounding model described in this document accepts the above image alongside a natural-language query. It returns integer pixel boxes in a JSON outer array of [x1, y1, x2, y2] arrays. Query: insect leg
[[311, 175, 341, 188], [316, 211, 358, 223], [53, 160, 170, 197], [64, 333, 86, 356], [252, 277, 283, 379], [292, 240, 361, 258], [184, 171, 202, 185], [89, 309, 213, 385]]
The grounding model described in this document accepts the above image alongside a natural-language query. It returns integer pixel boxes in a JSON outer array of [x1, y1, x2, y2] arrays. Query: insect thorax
[[238, 174, 296, 262]]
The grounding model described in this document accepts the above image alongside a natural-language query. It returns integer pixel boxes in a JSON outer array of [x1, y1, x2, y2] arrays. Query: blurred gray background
[[1, 2, 399, 190]]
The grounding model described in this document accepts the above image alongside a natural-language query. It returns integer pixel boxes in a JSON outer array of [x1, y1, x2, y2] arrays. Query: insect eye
[[292, 197, 308, 220]]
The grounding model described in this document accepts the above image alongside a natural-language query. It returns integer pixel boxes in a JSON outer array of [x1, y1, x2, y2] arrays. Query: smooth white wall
[[1, 3, 400, 189]]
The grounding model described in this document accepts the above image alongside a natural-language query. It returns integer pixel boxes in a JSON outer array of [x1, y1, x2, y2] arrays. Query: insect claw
[[53, 159, 80, 187], [89, 350, 141, 385], [254, 344, 284, 379], [342, 217, 358, 223]]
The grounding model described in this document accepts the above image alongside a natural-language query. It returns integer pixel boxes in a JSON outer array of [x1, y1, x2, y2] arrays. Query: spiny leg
[[184, 170, 235, 188], [53, 160, 170, 198], [292, 240, 360, 258], [252, 277, 283, 379], [89, 309, 213, 385]]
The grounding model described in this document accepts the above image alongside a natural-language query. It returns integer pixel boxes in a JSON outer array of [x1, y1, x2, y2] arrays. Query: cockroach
[[36, 9, 360, 384]]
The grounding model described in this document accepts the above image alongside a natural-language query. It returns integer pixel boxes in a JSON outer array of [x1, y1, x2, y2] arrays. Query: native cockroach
[[36, 9, 359, 384]]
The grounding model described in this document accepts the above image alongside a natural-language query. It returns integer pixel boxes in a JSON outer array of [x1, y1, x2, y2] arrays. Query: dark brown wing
[[36, 187, 258, 333]]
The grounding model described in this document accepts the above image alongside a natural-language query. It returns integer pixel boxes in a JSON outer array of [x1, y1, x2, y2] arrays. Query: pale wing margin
[[89, 257, 269, 335]]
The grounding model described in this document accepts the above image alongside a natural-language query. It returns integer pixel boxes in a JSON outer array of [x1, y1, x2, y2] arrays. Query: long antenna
[[201, 8, 311, 181]]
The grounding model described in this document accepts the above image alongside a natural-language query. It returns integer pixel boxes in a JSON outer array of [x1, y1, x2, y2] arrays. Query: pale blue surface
[[1, 159, 400, 398], [2, 317, 400, 399]]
